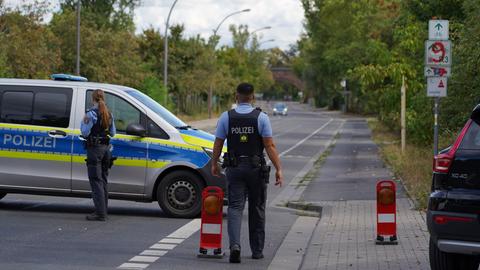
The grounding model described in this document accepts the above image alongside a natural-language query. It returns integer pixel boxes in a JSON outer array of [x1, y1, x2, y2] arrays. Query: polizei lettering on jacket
[[2, 134, 57, 148], [230, 126, 254, 135]]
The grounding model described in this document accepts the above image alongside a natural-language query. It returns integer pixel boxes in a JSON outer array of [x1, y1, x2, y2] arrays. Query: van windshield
[[126, 89, 188, 129]]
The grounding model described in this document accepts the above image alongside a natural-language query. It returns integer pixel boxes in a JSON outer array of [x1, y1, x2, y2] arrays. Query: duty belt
[[86, 136, 110, 146]]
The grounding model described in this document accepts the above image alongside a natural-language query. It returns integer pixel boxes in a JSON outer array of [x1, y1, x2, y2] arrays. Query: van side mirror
[[126, 123, 146, 137]]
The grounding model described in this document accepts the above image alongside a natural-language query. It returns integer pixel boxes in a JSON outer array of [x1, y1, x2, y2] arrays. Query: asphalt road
[[0, 102, 343, 270]]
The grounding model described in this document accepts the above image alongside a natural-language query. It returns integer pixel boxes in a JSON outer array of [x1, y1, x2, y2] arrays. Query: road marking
[[118, 262, 149, 269], [167, 218, 201, 238], [279, 118, 333, 157], [150, 243, 176, 250], [129, 256, 160, 263], [140, 250, 168, 256], [159, 238, 184, 244], [117, 219, 201, 270]]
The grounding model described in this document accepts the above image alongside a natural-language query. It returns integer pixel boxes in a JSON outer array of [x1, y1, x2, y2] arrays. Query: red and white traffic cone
[[198, 186, 224, 258], [376, 180, 398, 245]]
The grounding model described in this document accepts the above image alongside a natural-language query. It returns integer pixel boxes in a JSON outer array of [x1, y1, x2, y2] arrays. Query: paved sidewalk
[[270, 117, 430, 270], [301, 199, 429, 270], [300, 118, 430, 270]]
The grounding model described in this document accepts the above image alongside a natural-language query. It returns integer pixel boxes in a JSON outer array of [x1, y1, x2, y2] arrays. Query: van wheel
[[0, 193, 5, 200], [157, 171, 204, 218], [430, 237, 480, 270]]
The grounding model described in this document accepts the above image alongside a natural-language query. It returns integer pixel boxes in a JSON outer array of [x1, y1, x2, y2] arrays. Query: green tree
[[0, 1, 61, 78]]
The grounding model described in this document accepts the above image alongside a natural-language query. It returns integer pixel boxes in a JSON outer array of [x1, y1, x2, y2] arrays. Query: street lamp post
[[258, 38, 275, 47], [163, 0, 179, 104], [76, 0, 80, 76], [212, 9, 251, 38], [207, 8, 251, 118], [340, 78, 348, 113], [249, 26, 271, 47], [250, 26, 271, 36]]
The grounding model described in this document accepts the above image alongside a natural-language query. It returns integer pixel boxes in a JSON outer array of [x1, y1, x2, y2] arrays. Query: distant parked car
[[272, 102, 288, 116], [428, 105, 480, 270]]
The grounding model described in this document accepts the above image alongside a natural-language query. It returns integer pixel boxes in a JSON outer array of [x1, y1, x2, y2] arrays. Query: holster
[[108, 156, 117, 169], [259, 162, 271, 184], [222, 152, 238, 168]]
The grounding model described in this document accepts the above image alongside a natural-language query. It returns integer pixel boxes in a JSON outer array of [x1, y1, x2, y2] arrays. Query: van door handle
[[48, 130, 67, 138]]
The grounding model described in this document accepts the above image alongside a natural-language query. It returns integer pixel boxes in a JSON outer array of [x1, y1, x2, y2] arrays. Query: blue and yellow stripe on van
[[0, 123, 213, 170], [179, 129, 227, 153]]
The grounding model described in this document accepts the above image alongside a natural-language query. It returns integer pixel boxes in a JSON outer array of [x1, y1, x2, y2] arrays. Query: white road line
[[117, 218, 202, 270], [118, 262, 149, 269], [129, 256, 160, 263], [150, 243, 176, 250], [159, 238, 184, 244], [166, 218, 201, 239], [140, 250, 168, 256], [278, 118, 333, 157]]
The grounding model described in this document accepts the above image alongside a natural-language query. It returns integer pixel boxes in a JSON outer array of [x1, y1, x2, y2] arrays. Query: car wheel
[[0, 193, 5, 200], [157, 170, 204, 218], [430, 237, 480, 270]]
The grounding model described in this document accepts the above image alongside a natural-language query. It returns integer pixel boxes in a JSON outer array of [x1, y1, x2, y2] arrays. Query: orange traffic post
[[375, 180, 398, 245], [198, 186, 224, 258]]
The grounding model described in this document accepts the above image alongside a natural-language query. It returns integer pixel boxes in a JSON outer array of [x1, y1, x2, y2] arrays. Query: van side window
[[33, 92, 70, 127], [147, 118, 169, 139], [0, 91, 33, 124], [86, 90, 141, 134], [0, 86, 72, 128]]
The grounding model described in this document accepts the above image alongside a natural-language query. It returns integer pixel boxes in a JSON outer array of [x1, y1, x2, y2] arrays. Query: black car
[[428, 105, 480, 270]]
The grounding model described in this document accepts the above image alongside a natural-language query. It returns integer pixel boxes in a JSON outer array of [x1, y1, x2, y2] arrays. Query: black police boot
[[86, 213, 106, 221], [229, 245, 241, 263], [252, 253, 264, 259]]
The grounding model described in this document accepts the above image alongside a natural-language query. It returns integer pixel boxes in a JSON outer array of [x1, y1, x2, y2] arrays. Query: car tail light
[[433, 120, 472, 173], [433, 153, 453, 173], [434, 215, 475, 225]]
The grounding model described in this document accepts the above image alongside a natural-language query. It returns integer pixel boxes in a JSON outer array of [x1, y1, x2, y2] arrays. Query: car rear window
[[459, 121, 480, 150]]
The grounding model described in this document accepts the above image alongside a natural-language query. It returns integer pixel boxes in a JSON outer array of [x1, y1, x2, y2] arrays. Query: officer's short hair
[[236, 83, 254, 96]]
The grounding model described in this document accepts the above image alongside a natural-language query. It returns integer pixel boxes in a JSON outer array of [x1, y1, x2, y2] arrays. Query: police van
[[0, 74, 226, 218]]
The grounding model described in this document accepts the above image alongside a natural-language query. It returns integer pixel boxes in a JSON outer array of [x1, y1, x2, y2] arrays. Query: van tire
[[430, 237, 480, 270], [0, 193, 5, 200], [157, 170, 204, 218]]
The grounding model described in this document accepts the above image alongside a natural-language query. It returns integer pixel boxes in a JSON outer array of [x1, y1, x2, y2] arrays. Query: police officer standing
[[81, 89, 116, 221], [211, 83, 283, 263]]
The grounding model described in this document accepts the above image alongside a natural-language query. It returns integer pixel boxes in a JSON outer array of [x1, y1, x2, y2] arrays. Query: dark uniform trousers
[[86, 144, 111, 217], [226, 161, 267, 254]]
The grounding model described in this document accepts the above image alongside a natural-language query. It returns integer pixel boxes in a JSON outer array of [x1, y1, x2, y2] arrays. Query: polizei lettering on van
[[2, 134, 57, 148], [230, 127, 254, 134]]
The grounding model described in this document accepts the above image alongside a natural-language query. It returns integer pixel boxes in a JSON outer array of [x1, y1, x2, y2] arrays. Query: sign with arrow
[[427, 77, 447, 97], [425, 40, 451, 66], [429, 20, 449, 40], [424, 66, 451, 77]]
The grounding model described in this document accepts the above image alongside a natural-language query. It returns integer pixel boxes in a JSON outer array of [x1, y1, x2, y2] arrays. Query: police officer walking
[[81, 89, 116, 221], [211, 83, 283, 263]]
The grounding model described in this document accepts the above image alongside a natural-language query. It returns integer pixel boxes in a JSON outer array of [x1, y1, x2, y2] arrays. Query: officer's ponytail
[[92, 89, 111, 130]]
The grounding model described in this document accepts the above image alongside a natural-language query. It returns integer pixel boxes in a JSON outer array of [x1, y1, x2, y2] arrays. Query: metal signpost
[[425, 19, 451, 155]]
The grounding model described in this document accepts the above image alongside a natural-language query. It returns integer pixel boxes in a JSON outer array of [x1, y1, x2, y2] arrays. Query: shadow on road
[[0, 199, 169, 218]]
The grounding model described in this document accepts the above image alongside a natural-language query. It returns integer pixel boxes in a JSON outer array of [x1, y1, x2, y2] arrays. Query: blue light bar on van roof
[[50, 74, 88, 82]]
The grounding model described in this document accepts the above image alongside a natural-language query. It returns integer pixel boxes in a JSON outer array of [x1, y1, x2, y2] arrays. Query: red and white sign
[[425, 40, 452, 66], [427, 77, 447, 97], [424, 66, 451, 77]]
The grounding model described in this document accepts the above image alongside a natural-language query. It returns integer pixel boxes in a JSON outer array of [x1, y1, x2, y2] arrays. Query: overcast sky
[[5, 0, 305, 50], [135, 0, 305, 50]]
